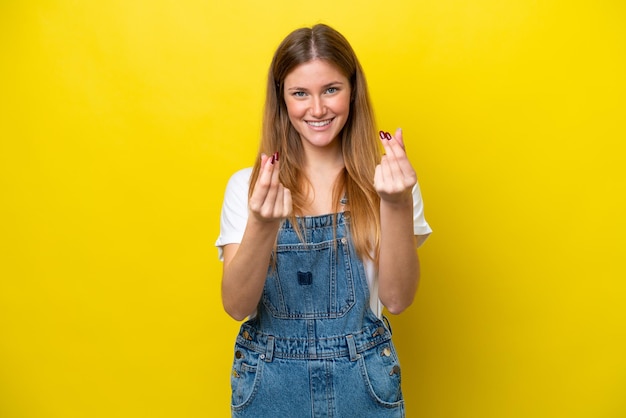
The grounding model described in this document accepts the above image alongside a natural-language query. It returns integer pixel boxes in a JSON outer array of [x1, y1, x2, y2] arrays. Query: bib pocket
[[262, 238, 356, 319]]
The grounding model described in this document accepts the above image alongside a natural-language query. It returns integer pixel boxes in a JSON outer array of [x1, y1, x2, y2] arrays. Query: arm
[[375, 128, 421, 315], [221, 153, 292, 321]]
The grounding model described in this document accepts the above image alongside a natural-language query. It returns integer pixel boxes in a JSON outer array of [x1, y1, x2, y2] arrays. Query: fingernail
[[270, 154, 276, 164], [274, 151, 279, 162], [385, 132, 392, 140], [379, 130, 386, 140]]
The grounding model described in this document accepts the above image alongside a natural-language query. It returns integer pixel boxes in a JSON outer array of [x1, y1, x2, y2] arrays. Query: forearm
[[221, 218, 281, 320], [378, 199, 420, 315]]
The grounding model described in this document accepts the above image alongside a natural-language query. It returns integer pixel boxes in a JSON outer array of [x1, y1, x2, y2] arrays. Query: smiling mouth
[[306, 118, 334, 127]]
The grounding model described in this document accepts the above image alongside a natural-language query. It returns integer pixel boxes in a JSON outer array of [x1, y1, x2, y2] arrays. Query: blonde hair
[[250, 24, 381, 261]]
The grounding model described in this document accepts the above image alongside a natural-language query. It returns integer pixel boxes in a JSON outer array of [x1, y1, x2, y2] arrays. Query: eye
[[326, 87, 338, 94], [292, 91, 307, 97]]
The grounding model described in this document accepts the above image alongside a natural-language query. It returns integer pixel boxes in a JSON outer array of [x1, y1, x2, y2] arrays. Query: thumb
[[394, 127, 405, 148]]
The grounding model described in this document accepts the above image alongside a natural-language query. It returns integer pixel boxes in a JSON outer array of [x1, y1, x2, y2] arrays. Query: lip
[[305, 117, 335, 130]]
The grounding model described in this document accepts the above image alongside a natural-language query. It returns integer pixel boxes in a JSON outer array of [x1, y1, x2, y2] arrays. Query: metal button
[[232, 369, 240, 378], [390, 365, 401, 376], [341, 237, 347, 245], [235, 350, 244, 359], [372, 326, 385, 337], [242, 330, 252, 340], [381, 347, 391, 357], [260, 354, 265, 360]]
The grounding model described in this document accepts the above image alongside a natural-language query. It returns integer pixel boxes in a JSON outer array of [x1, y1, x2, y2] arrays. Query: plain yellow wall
[[1, 1, 624, 417]]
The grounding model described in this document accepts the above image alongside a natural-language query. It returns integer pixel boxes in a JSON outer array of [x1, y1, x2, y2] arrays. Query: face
[[283, 59, 351, 152]]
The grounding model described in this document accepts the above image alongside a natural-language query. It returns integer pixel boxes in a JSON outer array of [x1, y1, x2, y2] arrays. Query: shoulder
[[216, 168, 252, 259], [222, 167, 253, 209], [223, 167, 252, 198], [227, 167, 253, 188]]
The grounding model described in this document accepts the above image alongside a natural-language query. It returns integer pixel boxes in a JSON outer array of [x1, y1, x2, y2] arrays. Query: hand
[[374, 128, 417, 205], [248, 152, 293, 222]]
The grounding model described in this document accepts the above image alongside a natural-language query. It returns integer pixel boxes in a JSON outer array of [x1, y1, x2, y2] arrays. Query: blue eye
[[293, 91, 306, 97], [326, 87, 338, 94]]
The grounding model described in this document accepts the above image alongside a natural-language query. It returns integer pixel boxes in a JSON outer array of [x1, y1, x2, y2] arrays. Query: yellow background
[[1, 1, 625, 417]]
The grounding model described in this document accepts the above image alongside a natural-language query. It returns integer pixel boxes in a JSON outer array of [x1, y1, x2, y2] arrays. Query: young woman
[[216, 24, 431, 417]]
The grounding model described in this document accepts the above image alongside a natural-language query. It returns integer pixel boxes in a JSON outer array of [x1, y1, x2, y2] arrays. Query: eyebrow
[[286, 81, 345, 91]]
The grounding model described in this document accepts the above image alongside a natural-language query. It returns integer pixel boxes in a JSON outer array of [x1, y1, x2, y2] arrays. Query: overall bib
[[230, 213, 405, 417]]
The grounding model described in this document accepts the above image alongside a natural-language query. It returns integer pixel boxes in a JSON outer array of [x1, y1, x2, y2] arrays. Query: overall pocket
[[358, 342, 404, 407], [230, 344, 263, 410]]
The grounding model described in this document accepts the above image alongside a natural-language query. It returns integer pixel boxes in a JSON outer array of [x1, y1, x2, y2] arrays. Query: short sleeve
[[412, 182, 432, 248], [215, 168, 252, 261]]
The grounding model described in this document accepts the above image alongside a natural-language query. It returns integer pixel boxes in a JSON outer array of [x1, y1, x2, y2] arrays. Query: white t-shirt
[[215, 167, 432, 318]]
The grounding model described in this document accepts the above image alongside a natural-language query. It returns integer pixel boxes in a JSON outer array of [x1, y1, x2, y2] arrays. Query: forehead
[[284, 59, 349, 86]]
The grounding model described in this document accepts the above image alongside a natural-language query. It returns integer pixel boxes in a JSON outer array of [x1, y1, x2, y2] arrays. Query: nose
[[310, 96, 326, 118]]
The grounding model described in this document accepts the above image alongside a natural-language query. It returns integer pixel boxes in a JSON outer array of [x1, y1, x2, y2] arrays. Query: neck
[[301, 142, 344, 175], [298, 147, 345, 217]]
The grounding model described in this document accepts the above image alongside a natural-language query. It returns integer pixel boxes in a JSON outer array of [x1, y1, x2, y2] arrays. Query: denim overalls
[[230, 212, 405, 417]]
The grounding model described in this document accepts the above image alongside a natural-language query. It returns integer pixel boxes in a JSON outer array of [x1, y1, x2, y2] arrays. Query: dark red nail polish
[[270, 154, 276, 164], [385, 132, 392, 140], [274, 152, 279, 162], [379, 130, 386, 140]]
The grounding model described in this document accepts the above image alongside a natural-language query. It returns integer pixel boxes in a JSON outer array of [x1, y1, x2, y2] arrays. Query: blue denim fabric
[[231, 213, 405, 417]]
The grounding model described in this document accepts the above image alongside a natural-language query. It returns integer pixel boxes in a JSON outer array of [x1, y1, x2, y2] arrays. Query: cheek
[[285, 100, 305, 120], [335, 99, 351, 130], [334, 95, 351, 116], [283, 102, 302, 132]]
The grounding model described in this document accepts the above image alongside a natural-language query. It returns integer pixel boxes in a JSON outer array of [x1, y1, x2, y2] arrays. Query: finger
[[251, 154, 269, 193], [270, 184, 293, 218], [384, 128, 406, 152], [273, 183, 284, 217], [392, 127, 405, 149], [382, 129, 415, 179], [379, 154, 395, 188], [391, 133, 417, 181], [262, 156, 281, 213], [250, 154, 276, 212], [379, 130, 403, 163], [387, 143, 413, 178], [379, 133, 405, 178]]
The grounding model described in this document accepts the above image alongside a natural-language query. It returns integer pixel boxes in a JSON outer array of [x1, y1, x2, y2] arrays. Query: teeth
[[307, 119, 332, 127]]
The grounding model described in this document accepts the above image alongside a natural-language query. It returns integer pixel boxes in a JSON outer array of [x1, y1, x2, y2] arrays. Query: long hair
[[249, 24, 381, 261]]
